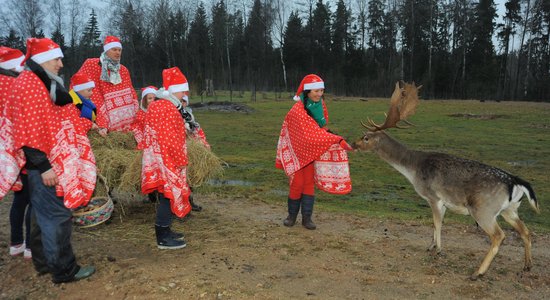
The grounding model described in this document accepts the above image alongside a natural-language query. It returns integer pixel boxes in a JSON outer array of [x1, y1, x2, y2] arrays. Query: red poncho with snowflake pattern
[[141, 100, 191, 218], [2, 70, 95, 208], [132, 109, 146, 148], [276, 101, 352, 194], [58, 104, 97, 203], [0, 73, 25, 197], [78, 58, 138, 131]]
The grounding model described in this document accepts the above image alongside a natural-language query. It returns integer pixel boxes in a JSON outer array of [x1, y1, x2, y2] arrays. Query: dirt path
[[1, 195, 549, 299]]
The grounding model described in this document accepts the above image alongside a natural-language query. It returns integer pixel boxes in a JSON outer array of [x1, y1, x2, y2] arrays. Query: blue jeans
[[155, 193, 173, 227], [10, 174, 31, 246], [27, 169, 79, 282]]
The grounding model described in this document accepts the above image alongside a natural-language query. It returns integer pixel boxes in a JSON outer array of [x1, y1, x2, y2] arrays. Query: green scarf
[[303, 95, 326, 128]]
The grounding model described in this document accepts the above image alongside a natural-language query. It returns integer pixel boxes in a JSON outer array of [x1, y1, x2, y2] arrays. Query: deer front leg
[[428, 201, 446, 254]]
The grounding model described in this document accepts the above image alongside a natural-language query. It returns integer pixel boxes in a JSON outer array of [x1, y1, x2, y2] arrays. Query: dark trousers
[[10, 174, 31, 246], [155, 193, 172, 227], [27, 169, 79, 282]]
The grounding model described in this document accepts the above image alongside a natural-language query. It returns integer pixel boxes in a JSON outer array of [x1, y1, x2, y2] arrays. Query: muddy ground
[[1, 194, 549, 299]]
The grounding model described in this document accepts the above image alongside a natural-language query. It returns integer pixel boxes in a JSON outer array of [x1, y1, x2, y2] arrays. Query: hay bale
[[90, 130, 224, 197], [89, 131, 140, 193], [186, 138, 224, 187], [117, 138, 224, 191], [118, 151, 143, 195]]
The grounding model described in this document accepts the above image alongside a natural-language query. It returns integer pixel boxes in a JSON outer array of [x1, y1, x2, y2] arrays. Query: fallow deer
[[353, 82, 540, 280]]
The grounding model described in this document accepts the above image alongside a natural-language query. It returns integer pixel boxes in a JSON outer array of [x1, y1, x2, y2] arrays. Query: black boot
[[301, 194, 316, 230], [155, 225, 186, 249], [169, 227, 185, 240], [283, 198, 301, 227]]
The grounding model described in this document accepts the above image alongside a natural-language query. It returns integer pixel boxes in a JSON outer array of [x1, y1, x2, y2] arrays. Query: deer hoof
[[523, 265, 532, 272], [469, 273, 481, 281]]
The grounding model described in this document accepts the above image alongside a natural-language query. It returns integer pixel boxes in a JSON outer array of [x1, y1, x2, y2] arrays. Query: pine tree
[[468, 0, 498, 99], [367, 0, 385, 50], [244, 0, 273, 95], [283, 11, 306, 83], [1, 29, 25, 51], [229, 10, 245, 92], [171, 9, 188, 69], [306, 0, 331, 73], [188, 2, 211, 96], [50, 28, 66, 53], [496, 0, 522, 99], [211, 1, 228, 89], [81, 9, 102, 49]]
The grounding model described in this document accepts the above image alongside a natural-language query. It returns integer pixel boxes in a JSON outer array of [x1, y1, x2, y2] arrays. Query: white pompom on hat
[[23, 38, 64, 65], [103, 35, 122, 52], [293, 74, 325, 101], [0, 46, 25, 72]]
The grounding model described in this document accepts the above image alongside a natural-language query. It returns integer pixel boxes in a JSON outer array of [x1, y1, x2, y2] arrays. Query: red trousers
[[289, 163, 314, 200]]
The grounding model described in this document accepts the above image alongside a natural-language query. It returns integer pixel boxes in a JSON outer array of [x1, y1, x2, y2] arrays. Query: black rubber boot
[[283, 198, 301, 227], [301, 194, 316, 230], [155, 225, 186, 249], [169, 228, 185, 240]]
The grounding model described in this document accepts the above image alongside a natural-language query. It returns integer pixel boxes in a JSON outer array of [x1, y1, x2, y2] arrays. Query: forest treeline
[[2, 0, 549, 101]]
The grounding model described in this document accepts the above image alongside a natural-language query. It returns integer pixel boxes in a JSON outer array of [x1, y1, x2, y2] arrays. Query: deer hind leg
[[428, 201, 446, 254], [501, 208, 532, 271], [470, 215, 505, 280]]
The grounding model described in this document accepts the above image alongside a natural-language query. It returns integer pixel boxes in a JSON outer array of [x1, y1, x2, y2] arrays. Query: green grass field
[[192, 92, 550, 232]]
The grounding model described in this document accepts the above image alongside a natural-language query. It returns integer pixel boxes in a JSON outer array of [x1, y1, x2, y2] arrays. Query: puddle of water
[[506, 160, 537, 167], [207, 179, 255, 187], [269, 189, 288, 196]]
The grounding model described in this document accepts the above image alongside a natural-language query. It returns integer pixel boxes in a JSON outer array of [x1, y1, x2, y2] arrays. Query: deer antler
[[361, 81, 420, 132]]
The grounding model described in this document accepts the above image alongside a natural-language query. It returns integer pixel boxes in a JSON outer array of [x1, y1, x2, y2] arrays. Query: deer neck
[[373, 133, 419, 182]]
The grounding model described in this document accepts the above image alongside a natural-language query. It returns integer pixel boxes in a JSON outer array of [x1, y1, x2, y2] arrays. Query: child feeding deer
[[352, 82, 540, 280]]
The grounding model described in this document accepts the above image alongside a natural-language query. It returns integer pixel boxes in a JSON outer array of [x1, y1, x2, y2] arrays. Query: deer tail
[[511, 176, 540, 214]]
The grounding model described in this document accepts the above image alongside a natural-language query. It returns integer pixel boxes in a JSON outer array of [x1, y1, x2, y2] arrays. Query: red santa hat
[[141, 86, 158, 100], [103, 35, 122, 52], [70, 72, 95, 92], [0, 46, 25, 71], [162, 67, 189, 94], [293, 74, 325, 101], [23, 38, 64, 65]]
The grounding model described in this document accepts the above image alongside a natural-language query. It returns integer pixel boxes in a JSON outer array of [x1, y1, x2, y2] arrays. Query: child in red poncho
[[276, 74, 353, 230], [141, 67, 191, 249], [132, 86, 157, 148]]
